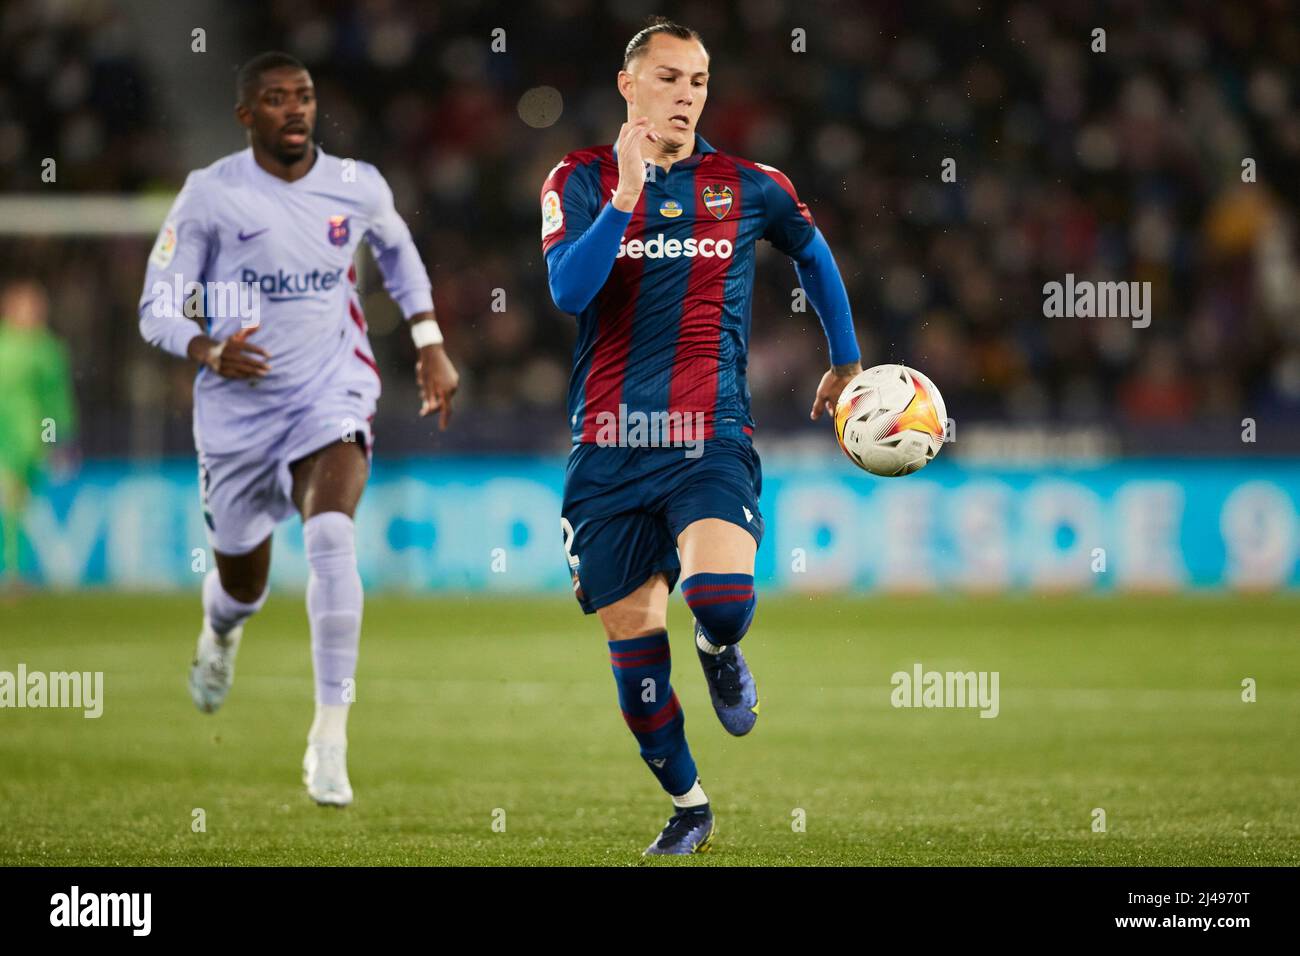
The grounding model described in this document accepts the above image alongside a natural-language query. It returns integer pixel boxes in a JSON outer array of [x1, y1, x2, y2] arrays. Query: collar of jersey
[[244, 144, 327, 186], [612, 132, 715, 174]]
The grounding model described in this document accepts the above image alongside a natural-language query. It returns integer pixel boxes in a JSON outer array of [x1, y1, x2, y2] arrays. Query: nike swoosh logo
[[238, 228, 269, 242]]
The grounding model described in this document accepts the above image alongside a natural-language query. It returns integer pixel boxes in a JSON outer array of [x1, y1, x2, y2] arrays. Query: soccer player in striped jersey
[[541, 18, 862, 854], [138, 52, 459, 807]]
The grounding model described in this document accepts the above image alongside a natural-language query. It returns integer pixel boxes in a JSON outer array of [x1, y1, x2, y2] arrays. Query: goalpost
[[0, 195, 174, 237]]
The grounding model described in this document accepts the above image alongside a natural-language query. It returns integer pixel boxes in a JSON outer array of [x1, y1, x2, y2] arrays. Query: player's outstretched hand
[[201, 326, 271, 379], [810, 362, 862, 421], [611, 117, 659, 212], [416, 344, 459, 431]]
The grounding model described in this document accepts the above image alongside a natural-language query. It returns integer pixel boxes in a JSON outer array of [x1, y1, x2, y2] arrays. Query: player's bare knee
[[599, 577, 668, 641], [213, 538, 271, 605], [600, 606, 667, 642], [214, 568, 268, 604], [682, 572, 756, 646], [215, 567, 269, 604], [294, 441, 367, 520]]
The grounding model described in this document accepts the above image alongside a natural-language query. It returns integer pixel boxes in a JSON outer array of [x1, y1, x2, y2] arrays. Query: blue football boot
[[695, 621, 760, 736], [643, 803, 715, 856]]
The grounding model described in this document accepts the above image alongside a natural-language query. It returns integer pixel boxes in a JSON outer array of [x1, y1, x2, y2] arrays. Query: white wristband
[[410, 319, 443, 348]]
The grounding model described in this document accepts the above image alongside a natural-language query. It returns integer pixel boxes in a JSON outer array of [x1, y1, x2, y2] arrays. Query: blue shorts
[[560, 437, 764, 614]]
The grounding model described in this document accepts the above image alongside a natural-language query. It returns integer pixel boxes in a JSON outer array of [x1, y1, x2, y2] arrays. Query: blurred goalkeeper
[[0, 280, 76, 589], [138, 52, 458, 807], [541, 18, 862, 854]]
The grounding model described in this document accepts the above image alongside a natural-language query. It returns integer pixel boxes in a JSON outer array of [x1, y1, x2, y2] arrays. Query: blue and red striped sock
[[681, 572, 756, 648], [608, 631, 698, 797]]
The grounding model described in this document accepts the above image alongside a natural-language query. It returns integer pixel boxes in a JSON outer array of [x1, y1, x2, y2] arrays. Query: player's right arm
[[137, 175, 269, 379], [543, 119, 657, 314]]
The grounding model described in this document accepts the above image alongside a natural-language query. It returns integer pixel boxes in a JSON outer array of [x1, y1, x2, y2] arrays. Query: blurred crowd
[[3, 0, 1299, 455], [0, 0, 169, 191]]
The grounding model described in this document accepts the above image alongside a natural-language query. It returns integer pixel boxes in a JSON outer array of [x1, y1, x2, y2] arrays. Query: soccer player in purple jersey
[[541, 19, 863, 853], [138, 52, 459, 806]]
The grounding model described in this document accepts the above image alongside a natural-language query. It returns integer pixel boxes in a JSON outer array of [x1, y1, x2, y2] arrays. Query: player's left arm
[[756, 165, 862, 421], [362, 165, 459, 429], [792, 231, 861, 420]]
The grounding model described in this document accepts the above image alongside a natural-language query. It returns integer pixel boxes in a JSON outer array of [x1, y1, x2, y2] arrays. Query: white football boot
[[188, 620, 241, 713], [303, 740, 353, 807]]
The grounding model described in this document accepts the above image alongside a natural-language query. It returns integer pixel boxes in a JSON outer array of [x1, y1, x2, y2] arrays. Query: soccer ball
[[833, 364, 948, 476]]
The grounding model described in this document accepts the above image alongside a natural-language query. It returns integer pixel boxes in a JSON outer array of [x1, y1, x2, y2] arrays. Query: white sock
[[672, 778, 709, 808], [202, 569, 267, 640], [696, 630, 725, 656], [309, 702, 350, 745], [304, 512, 363, 707]]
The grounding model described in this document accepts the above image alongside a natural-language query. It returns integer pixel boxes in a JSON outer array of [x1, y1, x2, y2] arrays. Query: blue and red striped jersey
[[541, 134, 816, 444]]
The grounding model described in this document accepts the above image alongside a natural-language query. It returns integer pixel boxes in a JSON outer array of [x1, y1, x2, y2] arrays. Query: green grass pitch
[[1, 591, 1297, 866]]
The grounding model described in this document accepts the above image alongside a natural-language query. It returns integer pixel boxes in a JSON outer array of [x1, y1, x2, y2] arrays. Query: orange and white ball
[[834, 364, 948, 476]]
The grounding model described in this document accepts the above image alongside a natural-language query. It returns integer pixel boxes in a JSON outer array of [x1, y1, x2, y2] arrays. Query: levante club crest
[[702, 185, 733, 220], [328, 215, 350, 246]]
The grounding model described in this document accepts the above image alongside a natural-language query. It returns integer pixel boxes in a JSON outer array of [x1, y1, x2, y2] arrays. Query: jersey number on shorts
[[199, 462, 215, 531], [560, 516, 580, 571]]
